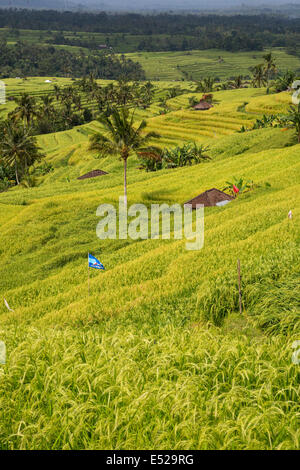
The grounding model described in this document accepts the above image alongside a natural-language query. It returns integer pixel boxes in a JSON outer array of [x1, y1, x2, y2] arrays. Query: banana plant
[[223, 177, 253, 196]]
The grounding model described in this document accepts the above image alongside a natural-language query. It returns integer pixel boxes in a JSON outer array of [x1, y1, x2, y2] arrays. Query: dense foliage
[[0, 119, 45, 185], [0, 40, 145, 79], [0, 10, 299, 52], [139, 143, 210, 171]]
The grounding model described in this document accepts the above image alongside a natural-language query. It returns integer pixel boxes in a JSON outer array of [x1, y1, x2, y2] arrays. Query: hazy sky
[[1, 0, 300, 10], [80, 0, 300, 6]]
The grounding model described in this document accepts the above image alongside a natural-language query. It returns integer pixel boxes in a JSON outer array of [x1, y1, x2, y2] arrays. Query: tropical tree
[[263, 52, 277, 82], [40, 94, 55, 119], [116, 79, 133, 106], [252, 64, 267, 88], [274, 70, 296, 93], [188, 96, 198, 108], [138, 147, 164, 172], [162, 143, 210, 169], [140, 81, 156, 108], [282, 103, 300, 143], [72, 93, 82, 112], [0, 121, 45, 184], [233, 75, 243, 89], [89, 107, 160, 206], [53, 84, 61, 101], [139, 143, 211, 172], [14, 93, 37, 126], [167, 86, 183, 99], [195, 77, 215, 93]]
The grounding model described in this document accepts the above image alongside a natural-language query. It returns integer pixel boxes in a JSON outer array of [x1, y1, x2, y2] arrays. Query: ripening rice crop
[[0, 82, 299, 450]]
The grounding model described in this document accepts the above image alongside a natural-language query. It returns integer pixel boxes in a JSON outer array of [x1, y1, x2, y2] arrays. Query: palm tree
[[89, 107, 160, 206], [233, 75, 243, 89], [0, 121, 45, 184], [274, 70, 296, 93], [53, 84, 61, 101], [61, 99, 73, 126], [72, 93, 82, 112], [195, 77, 215, 93], [40, 94, 55, 119], [263, 52, 277, 82], [14, 93, 37, 126], [252, 64, 267, 88], [140, 81, 156, 108], [116, 79, 133, 106]]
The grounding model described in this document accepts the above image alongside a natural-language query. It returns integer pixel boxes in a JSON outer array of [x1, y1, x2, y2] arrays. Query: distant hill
[[0, 0, 84, 9], [0, 0, 300, 15]]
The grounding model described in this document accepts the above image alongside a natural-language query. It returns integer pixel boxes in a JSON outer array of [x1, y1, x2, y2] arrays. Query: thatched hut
[[184, 188, 234, 208], [193, 101, 213, 111], [77, 170, 108, 180]]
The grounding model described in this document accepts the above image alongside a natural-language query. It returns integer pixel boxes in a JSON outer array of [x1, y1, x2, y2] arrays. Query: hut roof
[[77, 169, 108, 180], [193, 101, 213, 110], [184, 188, 234, 208]]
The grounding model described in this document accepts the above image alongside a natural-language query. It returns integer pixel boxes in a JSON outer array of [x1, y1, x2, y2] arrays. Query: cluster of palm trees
[[251, 52, 277, 88], [0, 119, 44, 186], [5, 75, 158, 140], [7, 88, 88, 136], [193, 54, 277, 93], [76, 75, 156, 115], [194, 75, 250, 94], [0, 74, 159, 190]]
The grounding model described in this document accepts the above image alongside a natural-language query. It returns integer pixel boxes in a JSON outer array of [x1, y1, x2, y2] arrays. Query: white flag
[[4, 298, 14, 312], [288, 210, 293, 220]]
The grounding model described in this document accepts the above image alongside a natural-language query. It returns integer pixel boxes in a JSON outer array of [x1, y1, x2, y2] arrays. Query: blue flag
[[88, 254, 105, 270]]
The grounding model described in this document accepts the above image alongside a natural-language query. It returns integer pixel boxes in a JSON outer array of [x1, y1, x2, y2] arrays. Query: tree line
[[0, 10, 299, 53], [0, 40, 145, 79]]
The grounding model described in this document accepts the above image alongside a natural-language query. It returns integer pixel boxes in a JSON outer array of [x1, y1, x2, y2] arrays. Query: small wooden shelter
[[184, 188, 234, 208], [193, 101, 213, 110], [77, 169, 108, 180]]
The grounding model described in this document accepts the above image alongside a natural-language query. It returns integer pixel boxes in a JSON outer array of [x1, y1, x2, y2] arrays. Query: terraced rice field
[[126, 48, 300, 81], [0, 77, 194, 121], [0, 80, 299, 450]]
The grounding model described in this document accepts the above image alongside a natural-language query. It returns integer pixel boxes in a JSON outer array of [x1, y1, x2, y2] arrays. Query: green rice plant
[[0, 79, 299, 450]]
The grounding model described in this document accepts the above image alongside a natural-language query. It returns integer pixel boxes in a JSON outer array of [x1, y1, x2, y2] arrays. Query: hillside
[[0, 81, 299, 450], [125, 49, 300, 81]]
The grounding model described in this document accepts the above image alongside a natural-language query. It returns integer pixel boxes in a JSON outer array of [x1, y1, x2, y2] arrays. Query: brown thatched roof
[[77, 170, 108, 180], [193, 101, 213, 110], [184, 188, 234, 208]]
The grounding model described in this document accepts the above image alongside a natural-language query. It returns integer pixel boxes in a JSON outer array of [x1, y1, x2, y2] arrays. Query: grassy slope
[[125, 48, 300, 81], [0, 85, 299, 450]]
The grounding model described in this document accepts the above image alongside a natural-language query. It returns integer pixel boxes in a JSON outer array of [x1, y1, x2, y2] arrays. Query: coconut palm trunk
[[122, 147, 129, 207], [15, 160, 19, 185], [124, 157, 127, 207]]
